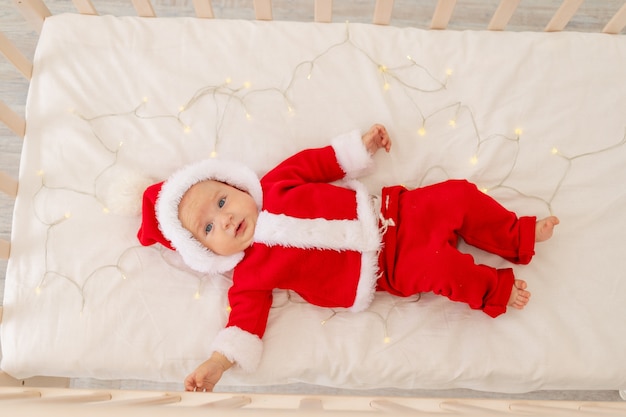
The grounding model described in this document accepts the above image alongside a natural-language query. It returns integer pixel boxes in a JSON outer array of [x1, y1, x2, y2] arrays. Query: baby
[[137, 124, 559, 391]]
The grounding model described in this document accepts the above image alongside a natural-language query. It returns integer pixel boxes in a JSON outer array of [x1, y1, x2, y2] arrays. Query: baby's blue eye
[[205, 223, 213, 234], [218, 198, 226, 208]]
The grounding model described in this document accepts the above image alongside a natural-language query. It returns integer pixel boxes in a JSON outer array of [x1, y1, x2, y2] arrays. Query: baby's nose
[[218, 213, 234, 229]]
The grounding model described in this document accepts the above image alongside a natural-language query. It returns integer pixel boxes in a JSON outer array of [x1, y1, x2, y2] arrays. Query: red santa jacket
[[211, 130, 382, 372]]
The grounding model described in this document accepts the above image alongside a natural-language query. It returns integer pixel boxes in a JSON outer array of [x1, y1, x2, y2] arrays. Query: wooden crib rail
[[1, 387, 626, 416], [8, 0, 626, 32]]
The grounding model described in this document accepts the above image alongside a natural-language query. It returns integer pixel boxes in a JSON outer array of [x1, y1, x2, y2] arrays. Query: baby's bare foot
[[536, 216, 560, 242], [508, 279, 530, 310]]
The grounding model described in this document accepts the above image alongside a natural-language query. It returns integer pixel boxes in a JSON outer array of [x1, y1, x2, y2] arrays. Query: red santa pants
[[377, 179, 536, 317]]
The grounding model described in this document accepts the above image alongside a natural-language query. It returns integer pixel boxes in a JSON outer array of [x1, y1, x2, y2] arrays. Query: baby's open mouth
[[236, 221, 245, 236]]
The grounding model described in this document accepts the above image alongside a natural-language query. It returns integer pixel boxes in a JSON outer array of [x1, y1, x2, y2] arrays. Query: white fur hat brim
[[155, 158, 262, 274]]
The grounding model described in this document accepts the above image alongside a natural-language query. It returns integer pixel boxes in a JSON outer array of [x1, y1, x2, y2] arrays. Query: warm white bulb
[[470, 155, 478, 165], [515, 128, 523, 136], [418, 127, 426, 136]]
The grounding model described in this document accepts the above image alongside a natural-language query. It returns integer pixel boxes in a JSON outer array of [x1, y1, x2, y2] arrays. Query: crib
[[2, 0, 626, 415]]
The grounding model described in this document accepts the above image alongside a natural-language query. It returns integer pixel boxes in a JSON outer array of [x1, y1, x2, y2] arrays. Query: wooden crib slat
[[488, 0, 521, 31], [0, 31, 33, 79], [545, 0, 584, 32], [0, 100, 26, 138], [314, 0, 333, 23], [0, 239, 10, 260], [193, 0, 215, 19], [131, 0, 156, 17], [373, 0, 394, 25], [603, 2, 626, 34], [40, 392, 113, 403], [72, 0, 98, 15], [0, 171, 18, 198], [431, 0, 457, 30], [11, 0, 52, 33], [254, 0, 273, 21]]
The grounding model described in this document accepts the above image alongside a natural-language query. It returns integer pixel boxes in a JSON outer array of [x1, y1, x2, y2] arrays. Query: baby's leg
[[508, 279, 530, 310], [536, 216, 559, 242]]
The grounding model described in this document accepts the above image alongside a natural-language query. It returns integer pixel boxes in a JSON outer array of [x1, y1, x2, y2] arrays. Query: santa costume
[[137, 129, 537, 373]]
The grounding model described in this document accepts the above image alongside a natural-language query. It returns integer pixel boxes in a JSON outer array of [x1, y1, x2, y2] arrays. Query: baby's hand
[[362, 124, 392, 155], [184, 352, 233, 392]]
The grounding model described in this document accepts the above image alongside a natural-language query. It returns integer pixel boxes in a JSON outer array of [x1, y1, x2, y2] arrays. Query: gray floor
[[1, 0, 624, 401]]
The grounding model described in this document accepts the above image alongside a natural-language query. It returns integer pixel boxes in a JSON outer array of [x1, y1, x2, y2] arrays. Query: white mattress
[[2, 14, 626, 393]]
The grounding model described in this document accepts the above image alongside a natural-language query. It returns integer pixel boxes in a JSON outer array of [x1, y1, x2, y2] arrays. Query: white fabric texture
[[2, 14, 626, 393]]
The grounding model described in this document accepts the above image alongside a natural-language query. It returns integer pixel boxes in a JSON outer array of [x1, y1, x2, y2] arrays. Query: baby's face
[[178, 180, 259, 256]]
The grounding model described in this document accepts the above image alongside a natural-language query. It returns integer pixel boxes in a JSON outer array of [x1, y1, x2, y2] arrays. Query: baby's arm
[[184, 351, 233, 392], [361, 124, 392, 155]]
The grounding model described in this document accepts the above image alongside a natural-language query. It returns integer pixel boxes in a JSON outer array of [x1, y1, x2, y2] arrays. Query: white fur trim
[[351, 250, 380, 312], [156, 158, 262, 274], [211, 326, 263, 372], [349, 178, 382, 312], [331, 129, 373, 178], [254, 212, 378, 252]]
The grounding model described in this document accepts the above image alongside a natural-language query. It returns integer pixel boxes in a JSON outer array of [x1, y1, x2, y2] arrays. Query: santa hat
[[137, 158, 263, 274]]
